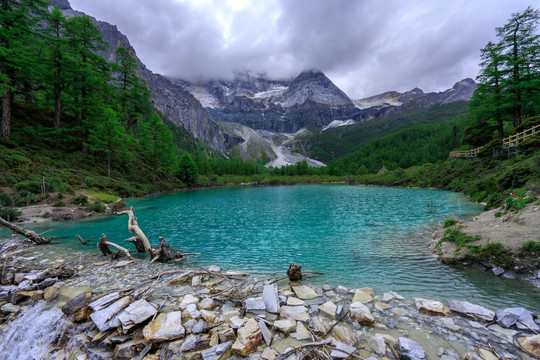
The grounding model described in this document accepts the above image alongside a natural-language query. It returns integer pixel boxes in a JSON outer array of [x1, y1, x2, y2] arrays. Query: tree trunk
[[0, 217, 51, 244], [115, 207, 152, 255], [512, 25, 522, 128], [54, 83, 62, 149], [1, 87, 10, 140]]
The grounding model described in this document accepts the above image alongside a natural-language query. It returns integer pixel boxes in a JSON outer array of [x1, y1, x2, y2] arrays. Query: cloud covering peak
[[69, 0, 533, 98]]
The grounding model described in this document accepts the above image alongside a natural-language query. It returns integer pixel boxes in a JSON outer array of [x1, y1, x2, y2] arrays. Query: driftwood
[[75, 235, 94, 245], [115, 207, 152, 255], [275, 339, 333, 360], [97, 234, 133, 260], [287, 263, 302, 281], [0, 217, 51, 244], [150, 236, 185, 263], [124, 236, 146, 253]]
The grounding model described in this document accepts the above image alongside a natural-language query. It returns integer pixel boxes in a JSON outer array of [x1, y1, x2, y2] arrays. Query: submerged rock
[[399, 337, 426, 360], [447, 300, 495, 321]]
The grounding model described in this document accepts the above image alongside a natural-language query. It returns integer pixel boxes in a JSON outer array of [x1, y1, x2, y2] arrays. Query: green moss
[[87, 190, 120, 203]]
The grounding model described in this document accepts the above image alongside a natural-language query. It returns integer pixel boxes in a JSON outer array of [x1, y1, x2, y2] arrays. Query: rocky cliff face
[[176, 70, 361, 133], [50, 0, 236, 154]]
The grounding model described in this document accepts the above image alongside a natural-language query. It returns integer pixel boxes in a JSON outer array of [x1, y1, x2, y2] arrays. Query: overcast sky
[[69, 0, 534, 99]]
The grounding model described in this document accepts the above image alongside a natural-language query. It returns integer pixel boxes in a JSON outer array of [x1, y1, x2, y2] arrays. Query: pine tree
[[113, 46, 152, 131], [88, 108, 129, 178], [65, 15, 110, 153], [42, 6, 70, 148], [0, 0, 48, 139], [140, 113, 175, 184], [177, 153, 199, 186], [496, 6, 540, 127]]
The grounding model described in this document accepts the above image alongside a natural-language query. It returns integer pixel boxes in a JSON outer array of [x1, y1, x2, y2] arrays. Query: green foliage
[[310, 101, 469, 163], [0, 206, 22, 221], [15, 180, 41, 194], [72, 195, 89, 206], [476, 242, 509, 265], [52, 200, 65, 207], [330, 114, 470, 174], [86, 201, 105, 213], [523, 240, 540, 251], [494, 211, 502, 217], [441, 227, 480, 250], [87, 190, 120, 203], [176, 153, 199, 186], [443, 218, 457, 227], [468, 7, 540, 141]]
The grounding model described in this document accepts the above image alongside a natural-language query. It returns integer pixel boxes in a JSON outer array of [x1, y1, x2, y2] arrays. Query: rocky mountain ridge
[[50, 0, 238, 154]]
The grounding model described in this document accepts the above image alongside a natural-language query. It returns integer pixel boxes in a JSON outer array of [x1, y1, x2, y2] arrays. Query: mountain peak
[[282, 70, 352, 107]]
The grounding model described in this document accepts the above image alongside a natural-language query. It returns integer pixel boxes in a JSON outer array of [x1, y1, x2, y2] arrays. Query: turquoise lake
[[3, 185, 540, 311]]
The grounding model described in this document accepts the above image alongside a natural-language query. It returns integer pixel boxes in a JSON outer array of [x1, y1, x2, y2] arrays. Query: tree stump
[[287, 263, 302, 281]]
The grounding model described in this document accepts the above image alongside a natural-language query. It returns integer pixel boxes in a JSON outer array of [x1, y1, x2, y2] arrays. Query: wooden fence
[[450, 123, 540, 159]]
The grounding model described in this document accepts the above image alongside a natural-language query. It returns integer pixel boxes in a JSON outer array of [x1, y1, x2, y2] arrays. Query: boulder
[[113, 340, 146, 359], [331, 326, 357, 346], [258, 319, 272, 346], [181, 334, 211, 352], [477, 348, 498, 360], [496, 307, 532, 328], [231, 318, 263, 356], [201, 340, 233, 360], [350, 302, 374, 325], [290, 284, 318, 300], [43, 283, 61, 301], [143, 311, 185, 342], [447, 300, 495, 321], [1, 303, 20, 314], [414, 298, 451, 316], [89, 292, 121, 312], [117, 299, 157, 331], [286, 297, 305, 306], [168, 272, 194, 285], [352, 289, 373, 304], [261, 347, 279, 360], [90, 296, 132, 332], [199, 297, 215, 310], [290, 321, 310, 340], [330, 341, 357, 359], [245, 297, 266, 314], [399, 338, 426, 360], [62, 291, 92, 315], [262, 284, 280, 313], [180, 294, 200, 310], [516, 335, 540, 357], [183, 303, 201, 321], [207, 265, 222, 273], [273, 319, 296, 335], [279, 305, 310, 321], [318, 301, 337, 319], [491, 267, 504, 276], [370, 335, 386, 355], [200, 309, 216, 323]]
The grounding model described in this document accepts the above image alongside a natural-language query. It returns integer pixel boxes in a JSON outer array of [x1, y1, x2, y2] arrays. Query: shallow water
[[3, 185, 540, 311]]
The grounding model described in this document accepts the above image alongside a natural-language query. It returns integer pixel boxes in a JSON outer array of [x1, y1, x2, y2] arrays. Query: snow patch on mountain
[[322, 119, 356, 131], [218, 122, 325, 168], [253, 86, 287, 99]]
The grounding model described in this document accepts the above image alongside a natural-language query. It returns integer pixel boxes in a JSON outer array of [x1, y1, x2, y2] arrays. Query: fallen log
[[75, 235, 94, 245], [287, 263, 302, 281], [150, 236, 184, 263], [97, 234, 133, 260], [0, 217, 51, 244], [124, 236, 146, 253], [115, 207, 152, 255]]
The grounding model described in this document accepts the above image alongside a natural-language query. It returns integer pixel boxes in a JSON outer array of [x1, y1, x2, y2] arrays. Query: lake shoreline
[[0, 237, 539, 359], [431, 202, 540, 289]]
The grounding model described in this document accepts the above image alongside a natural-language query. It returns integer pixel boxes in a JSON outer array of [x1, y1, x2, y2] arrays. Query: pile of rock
[[1, 253, 539, 360]]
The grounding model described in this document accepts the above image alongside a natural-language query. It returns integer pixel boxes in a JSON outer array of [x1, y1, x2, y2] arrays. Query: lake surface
[[3, 185, 540, 311]]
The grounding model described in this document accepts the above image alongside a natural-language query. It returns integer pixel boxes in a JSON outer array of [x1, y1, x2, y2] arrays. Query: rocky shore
[[432, 203, 540, 287], [0, 238, 539, 360]]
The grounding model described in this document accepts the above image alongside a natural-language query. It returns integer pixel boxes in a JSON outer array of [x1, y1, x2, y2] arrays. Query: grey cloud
[[70, 0, 534, 98]]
